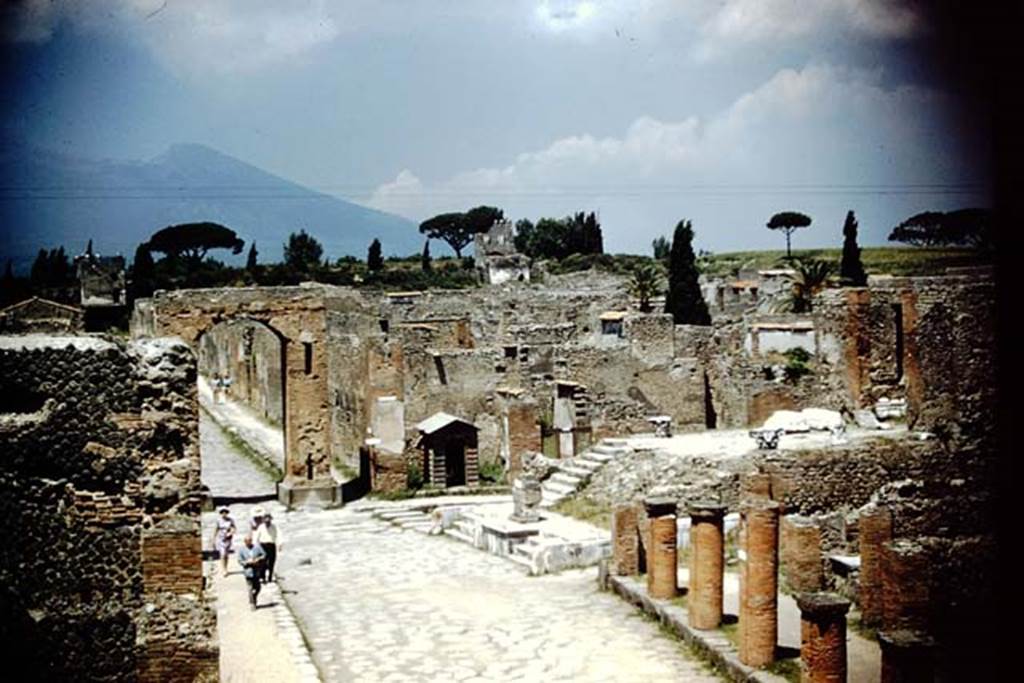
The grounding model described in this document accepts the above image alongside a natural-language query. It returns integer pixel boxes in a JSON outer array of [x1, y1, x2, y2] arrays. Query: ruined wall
[[0, 335, 216, 681]]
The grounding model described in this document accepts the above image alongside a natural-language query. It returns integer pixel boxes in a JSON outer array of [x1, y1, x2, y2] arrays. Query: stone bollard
[[612, 504, 640, 576], [644, 497, 678, 600], [688, 501, 726, 629], [781, 515, 824, 593], [881, 540, 930, 632], [796, 592, 851, 683], [739, 498, 781, 668], [878, 629, 936, 683], [858, 504, 892, 627]]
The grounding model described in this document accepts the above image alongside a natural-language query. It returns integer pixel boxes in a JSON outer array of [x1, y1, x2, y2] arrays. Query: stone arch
[[140, 288, 333, 487]]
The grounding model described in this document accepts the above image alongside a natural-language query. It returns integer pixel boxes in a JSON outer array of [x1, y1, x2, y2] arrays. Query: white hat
[[252, 506, 266, 517]]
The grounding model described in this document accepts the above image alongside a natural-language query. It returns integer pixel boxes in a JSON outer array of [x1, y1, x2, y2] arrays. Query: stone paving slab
[[200, 411, 277, 500], [275, 506, 725, 682]]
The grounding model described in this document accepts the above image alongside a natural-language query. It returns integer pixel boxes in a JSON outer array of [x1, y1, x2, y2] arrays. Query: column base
[[277, 479, 340, 508]]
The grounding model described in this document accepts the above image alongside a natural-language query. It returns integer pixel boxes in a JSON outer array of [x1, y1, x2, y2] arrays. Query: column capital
[[688, 501, 727, 519], [644, 496, 677, 517], [795, 591, 851, 619]]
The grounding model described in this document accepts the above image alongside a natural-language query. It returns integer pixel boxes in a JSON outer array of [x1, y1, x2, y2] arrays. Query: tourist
[[237, 534, 266, 610], [212, 506, 236, 577], [222, 374, 233, 400], [213, 373, 224, 403], [254, 512, 279, 583]]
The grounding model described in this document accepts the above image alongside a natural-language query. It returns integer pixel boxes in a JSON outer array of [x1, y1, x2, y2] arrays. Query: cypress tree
[[367, 238, 384, 272], [664, 219, 710, 325], [839, 210, 867, 286], [246, 242, 259, 272], [132, 243, 156, 299], [421, 240, 432, 272]]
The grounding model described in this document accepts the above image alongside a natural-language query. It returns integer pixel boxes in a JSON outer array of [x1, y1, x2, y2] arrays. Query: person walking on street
[[255, 512, 279, 583], [237, 535, 266, 610], [212, 506, 236, 577]]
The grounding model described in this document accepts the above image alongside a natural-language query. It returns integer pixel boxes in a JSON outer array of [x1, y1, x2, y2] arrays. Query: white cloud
[[1, 0, 340, 75], [695, 0, 923, 61], [366, 63, 969, 231]]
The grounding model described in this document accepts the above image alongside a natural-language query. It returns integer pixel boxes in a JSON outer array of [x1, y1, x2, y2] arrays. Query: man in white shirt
[[254, 513, 279, 583]]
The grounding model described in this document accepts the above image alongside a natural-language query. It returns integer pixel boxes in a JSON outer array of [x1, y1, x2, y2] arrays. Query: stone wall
[[0, 335, 216, 681], [197, 320, 284, 424]]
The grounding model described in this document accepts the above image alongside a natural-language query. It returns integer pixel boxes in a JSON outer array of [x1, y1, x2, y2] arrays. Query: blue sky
[[0, 0, 992, 255]]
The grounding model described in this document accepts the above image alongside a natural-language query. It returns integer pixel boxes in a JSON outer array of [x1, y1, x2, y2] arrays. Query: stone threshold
[[606, 573, 789, 683]]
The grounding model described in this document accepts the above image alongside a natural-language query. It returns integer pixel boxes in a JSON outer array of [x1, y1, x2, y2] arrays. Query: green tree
[[888, 208, 991, 249], [627, 262, 661, 313], [131, 243, 156, 299], [421, 240, 432, 272], [464, 206, 504, 234], [839, 210, 867, 286], [367, 238, 384, 272], [283, 230, 323, 275], [652, 235, 670, 260], [419, 212, 472, 258], [664, 220, 710, 325], [785, 257, 834, 313], [766, 211, 812, 259], [147, 222, 244, 262], [246, 242, 258, 272]]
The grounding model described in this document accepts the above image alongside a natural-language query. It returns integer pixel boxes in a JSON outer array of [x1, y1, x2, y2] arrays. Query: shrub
[[406, 460, 424, 490], [478, 460, 506, 484]]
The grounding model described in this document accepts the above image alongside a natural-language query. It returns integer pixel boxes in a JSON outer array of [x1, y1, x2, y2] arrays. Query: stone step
[[591, 444, 629, 456], [583, 451, 613, 464], [601, 438, 630, 447], [378, 510, 430, 522], [541, 480, 576, 496], [558, 465, 593, 479], [444, 527, 475, 545], [505, 551, 538, 572], [549, 472, 583, 488], [572, 458, 603, 472]]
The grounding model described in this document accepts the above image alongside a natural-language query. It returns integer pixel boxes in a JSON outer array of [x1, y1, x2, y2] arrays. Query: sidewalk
[[199, 375, 285, 474]]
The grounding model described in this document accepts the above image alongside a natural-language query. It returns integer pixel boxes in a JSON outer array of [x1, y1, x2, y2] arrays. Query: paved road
[[276, 507, 724, 682], [200, 411, 277, 499]]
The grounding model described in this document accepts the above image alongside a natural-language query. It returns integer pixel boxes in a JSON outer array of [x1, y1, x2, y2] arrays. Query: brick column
[[741, 471, 773, 500], [881, 540, 930, 632], [796, 592, 851, 683], [612, 504, 640, 576], [644, 497, 678, 599], [878, 630, 935, 683], [858, 504, 892, 627], [688, 501, 726, 629], [781, 515, 823, 593], [739, 498, 780, 668]]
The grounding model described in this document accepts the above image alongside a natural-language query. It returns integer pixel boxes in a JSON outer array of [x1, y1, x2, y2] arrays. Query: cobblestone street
[[276, 506, 723, 682], [200, 410, 277, 500]]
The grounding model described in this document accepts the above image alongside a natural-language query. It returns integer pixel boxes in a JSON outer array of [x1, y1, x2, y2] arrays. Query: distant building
[[0, 296, 84, 333], [74, 244, 127, 330], [474, 220, 531, 285]]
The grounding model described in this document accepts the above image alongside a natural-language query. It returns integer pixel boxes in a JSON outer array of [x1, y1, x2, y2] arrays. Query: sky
[[0, 0, 994, 256]]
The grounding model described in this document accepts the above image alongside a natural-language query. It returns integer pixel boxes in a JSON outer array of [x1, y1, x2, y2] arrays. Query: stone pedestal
[[688, 501, 726, 629], [878, 630, 935, 683], [796, 592, 851, 683], [739, 498, 781, 668], [612, 504, 640, 576], [644, 497, 678, 600], [881, 540, 930, 631], [510, 475, 542, 523], [858, 504, 892, 627], [277, 478, 339, 508]]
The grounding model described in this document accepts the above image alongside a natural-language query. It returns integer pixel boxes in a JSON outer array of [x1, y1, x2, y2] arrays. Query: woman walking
[[212, 506, 237, 577]]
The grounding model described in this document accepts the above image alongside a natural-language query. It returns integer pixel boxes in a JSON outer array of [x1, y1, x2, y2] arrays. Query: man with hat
[[254, 511, 280, 583]]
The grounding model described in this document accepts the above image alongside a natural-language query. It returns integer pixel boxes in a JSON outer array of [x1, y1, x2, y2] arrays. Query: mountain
[[0, 141, 419, 272]]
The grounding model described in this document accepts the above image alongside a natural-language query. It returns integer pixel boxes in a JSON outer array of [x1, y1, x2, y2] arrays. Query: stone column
[[796, 592, 851, 683], [781, 515, 823, 593], [881, 540, 930, 632], [858, 503, 892, 627], [688, 501, 726, 629], [644, 497, 678, 600], [878, 630, 935, 683], [739, 498, 781, 668], [612, 504, 640, 576]]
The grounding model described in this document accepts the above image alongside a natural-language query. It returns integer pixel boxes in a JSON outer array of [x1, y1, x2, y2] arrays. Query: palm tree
[[628, 262, 662, 313], [785, 257, 834, 312]]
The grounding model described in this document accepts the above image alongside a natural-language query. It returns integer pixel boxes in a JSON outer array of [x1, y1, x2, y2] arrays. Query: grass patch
[[332, 458, 358, 482], [551, 495, 611, 529], [848, 614, 879, 642], [765, 657, 801, 682], [720, 620, 740, 647], [700, 246, 988, 279], [202, 405, 283, 481]]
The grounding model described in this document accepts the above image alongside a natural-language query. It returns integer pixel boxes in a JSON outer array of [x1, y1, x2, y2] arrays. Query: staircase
[[540, 438, 631, 508], [373, 507, 437, 534]]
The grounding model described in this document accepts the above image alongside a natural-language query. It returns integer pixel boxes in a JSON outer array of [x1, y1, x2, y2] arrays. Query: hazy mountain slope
[[0, 141, 419, 272]]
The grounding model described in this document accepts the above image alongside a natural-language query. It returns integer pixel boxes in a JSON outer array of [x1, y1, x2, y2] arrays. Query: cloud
[[1, 0, 340, 75], [694, 0, 923, 61], [365, 63, 977, 238]]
